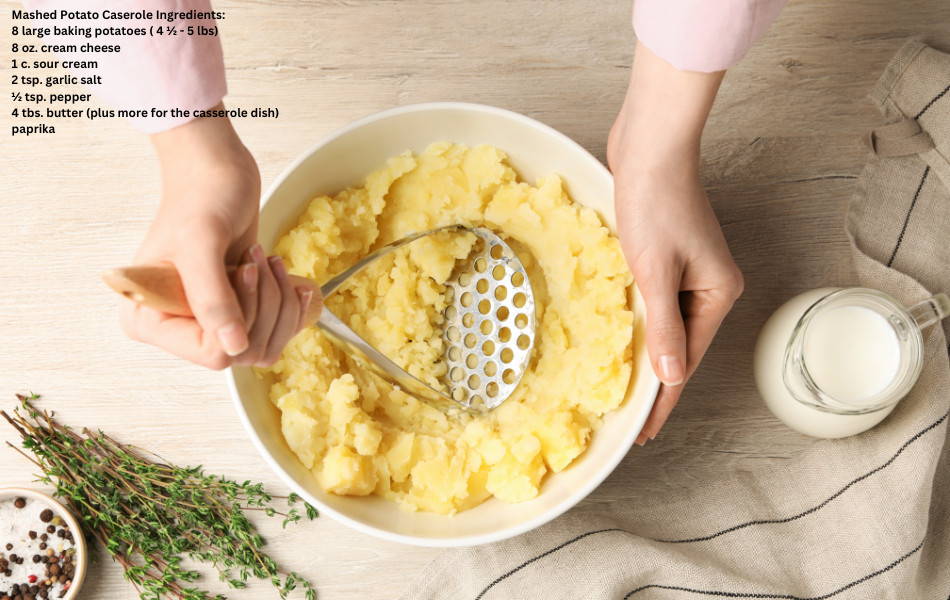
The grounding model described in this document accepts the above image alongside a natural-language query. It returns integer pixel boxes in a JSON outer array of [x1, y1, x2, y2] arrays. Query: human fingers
[[626, 261, 688, 445], [635, 259, 688, 388], [680, 283, 743, 378], [232, 244, 281, 366], [295, 287, 314, 334], [635, 382, 683, 445], [174, 224, 249, 358], [231, 260, 259, 333], [635, 271, 744, 444], [118, 301, 235, 370], [258, 256, 304, 366]]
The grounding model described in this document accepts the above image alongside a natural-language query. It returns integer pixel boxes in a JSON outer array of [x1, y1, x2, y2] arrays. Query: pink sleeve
[[24, 0, 226, 133], [633, 0, 787, 73]]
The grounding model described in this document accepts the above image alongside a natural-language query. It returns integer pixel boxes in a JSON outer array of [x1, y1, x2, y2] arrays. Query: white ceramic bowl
[[0, 487, 88, 599], [227, 102, 660, 547]]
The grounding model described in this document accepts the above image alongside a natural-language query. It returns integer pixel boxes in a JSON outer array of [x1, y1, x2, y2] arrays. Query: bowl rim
[[227, 101, 660, 547], [0, 486, 88, 598]]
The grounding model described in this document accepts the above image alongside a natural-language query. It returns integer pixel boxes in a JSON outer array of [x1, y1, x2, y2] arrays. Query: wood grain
[[2, 0, 949, 598]]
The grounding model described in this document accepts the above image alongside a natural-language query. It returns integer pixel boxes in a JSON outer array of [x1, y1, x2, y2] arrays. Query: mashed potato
[[264, 142, 633, 514]]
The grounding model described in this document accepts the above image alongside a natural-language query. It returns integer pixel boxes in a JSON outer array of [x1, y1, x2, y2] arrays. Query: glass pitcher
[[754, 287, 949, 438]]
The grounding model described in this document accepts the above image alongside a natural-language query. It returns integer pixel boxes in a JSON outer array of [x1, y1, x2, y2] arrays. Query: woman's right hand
[[117, 106, 312, 369]]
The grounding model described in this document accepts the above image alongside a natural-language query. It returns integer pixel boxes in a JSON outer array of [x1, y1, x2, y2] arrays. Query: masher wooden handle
[[102, 262, 324, 328]]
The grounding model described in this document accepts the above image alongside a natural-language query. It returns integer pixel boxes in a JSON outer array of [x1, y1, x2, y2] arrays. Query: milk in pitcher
[[754, 288, 922, 438]]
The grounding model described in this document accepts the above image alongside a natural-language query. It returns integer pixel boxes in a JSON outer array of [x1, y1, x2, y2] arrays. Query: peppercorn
[[32, 555, 40, 564], [13, 498, 26, 509], [39, 534, 46, 542], [8, 555, 17, 563], [27, 531, 36, 540], [38, 509, 52, 523], [38, 543, 45, 551], [44, 526, 54, 535], [4, 544, 11, 551]]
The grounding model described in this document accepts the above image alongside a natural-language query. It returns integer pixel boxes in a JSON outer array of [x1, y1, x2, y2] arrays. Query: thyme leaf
[[2, 394, 317, 600]]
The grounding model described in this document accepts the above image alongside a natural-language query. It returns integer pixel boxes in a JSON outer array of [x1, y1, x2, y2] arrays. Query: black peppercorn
[[38, 509, 53, 523], [44, 526, 54, 534], [13, 498, 26, 509]]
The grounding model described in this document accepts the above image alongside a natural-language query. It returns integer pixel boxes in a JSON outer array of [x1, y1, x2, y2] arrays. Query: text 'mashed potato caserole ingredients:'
[[264, 142, 634, 514]]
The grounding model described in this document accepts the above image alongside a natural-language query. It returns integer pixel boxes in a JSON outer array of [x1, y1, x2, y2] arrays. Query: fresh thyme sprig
[[2, 394, 317, 600]]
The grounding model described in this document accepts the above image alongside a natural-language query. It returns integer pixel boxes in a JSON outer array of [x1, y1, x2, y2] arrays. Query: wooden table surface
[[2, 1, 949, 598]]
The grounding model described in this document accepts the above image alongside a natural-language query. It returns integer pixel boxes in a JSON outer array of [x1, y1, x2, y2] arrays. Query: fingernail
[[242, 263, 258, 292], [217, 322, 249, 356], [268, 256, 287, 281], [297, 287, 312, 310], [250, 244, 266, 264], [658, 355, 684, 386]]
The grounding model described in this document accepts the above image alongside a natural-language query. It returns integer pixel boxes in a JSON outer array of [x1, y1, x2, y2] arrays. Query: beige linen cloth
[[401, 40, 950, 600]]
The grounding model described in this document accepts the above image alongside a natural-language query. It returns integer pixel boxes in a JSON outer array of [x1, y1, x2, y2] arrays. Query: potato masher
[[102, 225, 536, 413]]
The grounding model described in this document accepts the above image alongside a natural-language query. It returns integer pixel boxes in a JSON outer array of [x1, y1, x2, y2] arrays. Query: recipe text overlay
[[7, 8, 279, 137]]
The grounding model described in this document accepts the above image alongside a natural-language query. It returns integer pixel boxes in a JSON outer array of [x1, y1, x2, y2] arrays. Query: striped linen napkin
[[400, 40, 950, 600]]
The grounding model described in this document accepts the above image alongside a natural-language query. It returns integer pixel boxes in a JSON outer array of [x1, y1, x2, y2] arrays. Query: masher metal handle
[[102, 257, 468, 413], [102, 223, 534, 415]]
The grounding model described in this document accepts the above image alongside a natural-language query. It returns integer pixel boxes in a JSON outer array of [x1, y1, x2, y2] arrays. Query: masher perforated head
[[440, 228, 536, 411], [314, 225, 536, 414], [104, 223, 535, 414]]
